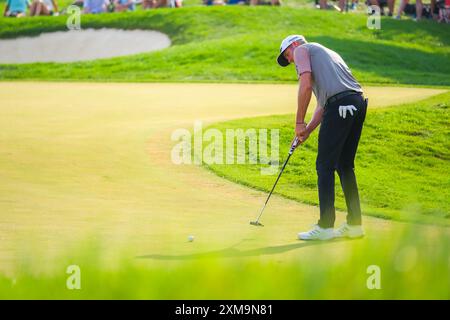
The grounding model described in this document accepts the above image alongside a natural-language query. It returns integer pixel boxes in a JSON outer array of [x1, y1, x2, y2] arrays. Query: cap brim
[[277, 53, 289, 67]]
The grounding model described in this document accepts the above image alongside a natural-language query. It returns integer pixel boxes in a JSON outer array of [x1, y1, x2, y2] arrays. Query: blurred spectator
[[114, 0, 135, 11], [142, 0, 182, 7], [169, 0, 183, 6], [142, 0, 157, 8], [72, 0, 84, 5], [429, 0, 441, 19], [396, 0, 423, 19], [396, 0, 442, 19], [203, 0, 225, 4], [83, 0, 109, 13], [249, 0, 281, 4], [437, 0, 449, 22], [30, 0, 59, 16], [350, 0, 359, 10], [3, 0, 30, 17], [318, 0, 346, 11], [367, 0, 395, 15]]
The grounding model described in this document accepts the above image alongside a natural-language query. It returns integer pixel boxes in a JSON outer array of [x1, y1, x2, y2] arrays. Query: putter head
[[250, 221, 264, 227]]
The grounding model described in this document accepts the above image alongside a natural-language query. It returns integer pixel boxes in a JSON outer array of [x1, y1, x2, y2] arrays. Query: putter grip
[[289, 137, 299, 154]]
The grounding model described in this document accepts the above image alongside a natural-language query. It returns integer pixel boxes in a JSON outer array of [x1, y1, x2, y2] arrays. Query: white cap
[[277, 35, 306, 67]]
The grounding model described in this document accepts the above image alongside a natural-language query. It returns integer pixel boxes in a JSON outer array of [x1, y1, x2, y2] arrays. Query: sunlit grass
[[203, 92, 450, 225]]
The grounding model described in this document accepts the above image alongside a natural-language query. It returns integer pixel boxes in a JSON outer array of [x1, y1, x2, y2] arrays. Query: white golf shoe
[[334, 223, 365, 239], [298, 225, 335, 241]]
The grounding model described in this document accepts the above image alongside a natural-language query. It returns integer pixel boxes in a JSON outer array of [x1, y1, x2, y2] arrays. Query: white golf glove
[[338, 105, 357, 119]]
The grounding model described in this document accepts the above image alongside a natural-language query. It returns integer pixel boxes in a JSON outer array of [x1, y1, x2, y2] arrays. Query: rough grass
[[203, 92, 450, 226], [0, 6, 449, 86]]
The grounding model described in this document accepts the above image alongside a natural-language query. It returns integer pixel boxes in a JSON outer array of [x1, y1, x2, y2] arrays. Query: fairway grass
[[0, 6, 449, 86], [204, 92, 450, 226], [0, 82, 448, 299]]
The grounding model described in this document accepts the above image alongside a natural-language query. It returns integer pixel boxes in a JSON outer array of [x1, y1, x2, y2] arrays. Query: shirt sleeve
[[293, 46, 312, 79]]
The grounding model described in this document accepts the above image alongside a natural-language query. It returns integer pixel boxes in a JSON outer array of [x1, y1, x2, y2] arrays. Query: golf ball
[[188, 235, 194, 242]]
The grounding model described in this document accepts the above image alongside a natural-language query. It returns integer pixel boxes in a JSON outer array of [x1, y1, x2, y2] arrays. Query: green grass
[[1, 224, 448, 299], [203, 92, 450, 226], [0, 6, 449, 86], [1, 2, 449, 301]]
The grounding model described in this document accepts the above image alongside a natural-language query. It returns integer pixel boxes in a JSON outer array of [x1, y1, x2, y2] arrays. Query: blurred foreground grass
[[1, 224, 448, 299]]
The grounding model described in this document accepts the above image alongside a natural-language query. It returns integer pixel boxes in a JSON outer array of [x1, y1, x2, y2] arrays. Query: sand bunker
[[0, 28, 171, 64]]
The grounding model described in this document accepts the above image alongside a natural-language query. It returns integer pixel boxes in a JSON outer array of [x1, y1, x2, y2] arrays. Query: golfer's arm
[[306, 105, 324, 134], [296, 72, 313, 125]]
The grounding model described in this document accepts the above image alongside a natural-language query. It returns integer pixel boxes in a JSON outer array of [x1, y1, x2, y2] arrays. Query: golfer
[[277, 35, 367, 241]]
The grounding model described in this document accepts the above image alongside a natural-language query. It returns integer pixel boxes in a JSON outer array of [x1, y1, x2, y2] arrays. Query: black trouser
[[316, 93, 367, 229]]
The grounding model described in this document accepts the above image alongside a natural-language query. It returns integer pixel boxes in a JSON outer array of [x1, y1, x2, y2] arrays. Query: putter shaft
[[250, 137, 299, 226]]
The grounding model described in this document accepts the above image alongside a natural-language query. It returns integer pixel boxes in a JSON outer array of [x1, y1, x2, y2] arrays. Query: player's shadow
[[137, 238, 351, 260]]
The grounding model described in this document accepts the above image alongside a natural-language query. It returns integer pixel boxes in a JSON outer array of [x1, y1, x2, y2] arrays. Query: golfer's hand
[[295, 122, 307, 141], [299, 129, 310, 144]]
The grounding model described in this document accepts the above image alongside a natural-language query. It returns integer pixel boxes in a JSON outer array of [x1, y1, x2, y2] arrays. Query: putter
[[250, 136, 300, 227]]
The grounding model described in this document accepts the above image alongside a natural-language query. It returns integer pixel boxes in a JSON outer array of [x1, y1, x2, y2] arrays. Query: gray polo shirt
[[293, 42, 362, 107]]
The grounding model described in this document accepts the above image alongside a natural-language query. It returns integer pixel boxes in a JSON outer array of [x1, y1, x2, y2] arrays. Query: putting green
[[0, 82, 447, 275]]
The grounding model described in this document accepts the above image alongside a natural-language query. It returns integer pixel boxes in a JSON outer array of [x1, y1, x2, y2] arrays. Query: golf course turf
[[0, 5, 449, 300], [0, 82, 448, 299]]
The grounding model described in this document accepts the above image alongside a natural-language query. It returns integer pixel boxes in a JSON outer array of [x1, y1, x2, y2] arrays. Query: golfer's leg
[[337, 162, 362, 225], [316, 107, 353, 229], [316, 162, 335, 228], [336, 96, 367, 226]]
